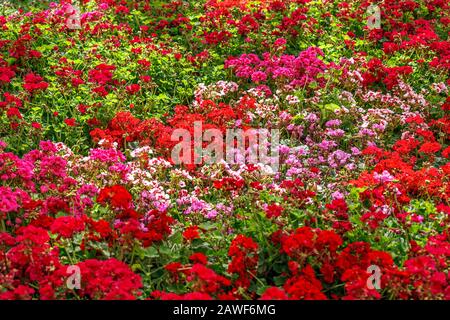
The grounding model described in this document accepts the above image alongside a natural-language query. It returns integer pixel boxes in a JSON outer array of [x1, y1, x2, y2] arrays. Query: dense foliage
[[0, 0, 449, 300]]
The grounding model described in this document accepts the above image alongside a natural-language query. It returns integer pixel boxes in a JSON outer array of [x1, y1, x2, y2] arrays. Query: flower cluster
[[0, 0, 449, 300]]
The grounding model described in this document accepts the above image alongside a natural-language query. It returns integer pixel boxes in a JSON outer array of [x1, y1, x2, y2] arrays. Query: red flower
[[6, 107, 22, 119], [228, 235, 259, 289], [419, 142, 441, 154], [92, 86, 109, 96], [31, 122, 42, 129], [50, 216, 85, 238], [213, 177, 245, 191], [187, 263, 231, 295], [165, 262, 182, 274], [260, 287, 288, 300], [284, 265, 327, 300], [442, 146, 450, 158], [97, 185, 133, 210], [137, 59, 151, 68], [0, 285, 35, 300], [140, 75, 152, 82], [0, 66, 15, 84], [265, 204, 284, 219], [77, 258, 142, 299], [88, 64, 115, 85], [23, 73, 48, 93], [189, 252, 208, 265], [183, 226, 200, 241], [250, 181, 263, 190], [126, 84, 141, 95], [64, 118, 76, 127]]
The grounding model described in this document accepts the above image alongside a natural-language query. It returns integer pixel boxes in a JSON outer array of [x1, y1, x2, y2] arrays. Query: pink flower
[[274, 38, 287, 48], [373, 170, 395, 183], [251, 71, 267, 83], [0, 187, 19, 214]]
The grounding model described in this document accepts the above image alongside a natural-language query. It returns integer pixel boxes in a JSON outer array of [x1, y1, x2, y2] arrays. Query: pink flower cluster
[[225, 47, 328, 89]]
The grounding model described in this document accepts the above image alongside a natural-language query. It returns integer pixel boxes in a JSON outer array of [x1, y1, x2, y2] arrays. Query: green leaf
[[145, 246, 159, 258], [273, 275, 287, 286], [131, 263, 143, 272], [324, 103, 340, 112]]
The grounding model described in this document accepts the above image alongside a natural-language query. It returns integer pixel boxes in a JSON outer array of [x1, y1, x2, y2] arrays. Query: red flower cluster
[[50, 216, 85, 239], [0, 66, 15, 84], [76, 258, 142, 300], [23, 73, 49, 93], [183, 226, 201, 241], [97, 185, 133, 210], [362, 58, 413, 89], [228, 235, 259, 289], [265, 204, 284, 219]]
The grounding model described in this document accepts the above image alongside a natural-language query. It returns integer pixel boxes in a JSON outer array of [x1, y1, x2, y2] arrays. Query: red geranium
[[265, 204, 284, 219], [183, 226, 200, 241], [97, 185, 133, 210], [23, 73, 49, 93]]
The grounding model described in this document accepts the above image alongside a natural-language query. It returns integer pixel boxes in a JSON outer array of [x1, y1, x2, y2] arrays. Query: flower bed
[[0, 0, 449, 300]]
